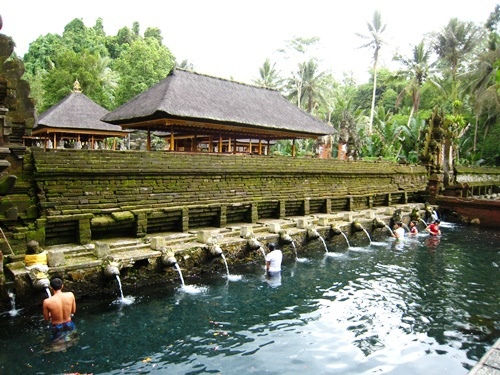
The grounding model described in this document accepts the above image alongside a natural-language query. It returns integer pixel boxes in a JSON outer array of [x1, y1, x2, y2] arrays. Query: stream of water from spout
[[115, 274, 125, 300], [291, 241, 298, 259], [361, 228, 372, 243], [384, 224, 395, 237], [319, 236, 329, 252], [419, 218, 428, 227], [402, 223, 410, 232], [339, 231, 351, 248], [45, 287, 51, 298], [174, 263, 185, 287], [220, 253, 230, 278], [8, 292, 19, 317]]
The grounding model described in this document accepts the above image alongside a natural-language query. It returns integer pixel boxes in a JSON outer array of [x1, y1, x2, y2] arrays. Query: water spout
[[352, 221, 371, 243], [372, 218, 386, 230], [246, 235, 262, 251], [160, 248, 178, 267], [331, 226, 351, 248], [278, 229, 293, 245], [103, 260, 121, 279], [206, 237, 223, 257], [27, 266, 50, 294], [307, 226, 320, 240]]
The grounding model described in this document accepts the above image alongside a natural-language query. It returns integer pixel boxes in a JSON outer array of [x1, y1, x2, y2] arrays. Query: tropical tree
[[430, 18, 484, 180], [113, 37, 175, 106], [288, 59, 328, 113], [393, 41, 435, 125], [254, 58, 283, 89], [357, 10, 387, 134]]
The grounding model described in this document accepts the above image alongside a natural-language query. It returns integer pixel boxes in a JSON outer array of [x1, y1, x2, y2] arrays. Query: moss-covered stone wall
[[27, 149, 429, 245]]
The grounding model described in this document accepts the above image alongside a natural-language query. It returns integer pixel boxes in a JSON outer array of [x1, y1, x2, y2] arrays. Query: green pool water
[[1, 222, 498, 374]]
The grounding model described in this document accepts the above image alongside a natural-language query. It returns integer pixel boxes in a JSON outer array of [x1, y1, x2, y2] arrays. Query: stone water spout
[[351, 221, 364, 233], [27, 266, 50, 291], [206, 237, 223, 257], [330, 225, 342, 236], [103, 258, 121, 279], [246, 233, 262, 251], [307, 225, 320, 240], [372, 218, 386, 230], [160, 248, 178, 267], [278, 229, 293, 245]]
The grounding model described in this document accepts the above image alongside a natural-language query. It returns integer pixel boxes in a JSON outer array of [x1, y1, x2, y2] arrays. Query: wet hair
[[268, 243, 276, 251], [50, 277, 63, 291]]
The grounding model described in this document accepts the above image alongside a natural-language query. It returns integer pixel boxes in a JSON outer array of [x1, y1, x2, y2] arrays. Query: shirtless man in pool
[[43, 277, 77, 340]]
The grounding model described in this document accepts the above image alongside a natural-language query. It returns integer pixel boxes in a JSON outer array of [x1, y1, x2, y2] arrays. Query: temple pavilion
[[27, 81, 127, 150], [102, 69, 335, 156]]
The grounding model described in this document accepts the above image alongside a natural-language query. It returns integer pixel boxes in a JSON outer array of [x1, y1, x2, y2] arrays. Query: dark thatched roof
[[34, 92, 124, 135], [102, 69, 334, 140]]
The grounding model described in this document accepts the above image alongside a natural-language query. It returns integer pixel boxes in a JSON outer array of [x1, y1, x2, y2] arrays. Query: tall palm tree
[[254, 58, 283, 89], [287, 59, 328, 114], [430, 18, 483, 181], [431, 18, 484, 103], [357, 10, 387, 134], [393, 41, 434, 125]]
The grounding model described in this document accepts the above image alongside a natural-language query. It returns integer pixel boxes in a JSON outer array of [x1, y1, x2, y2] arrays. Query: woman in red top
[[426, 220, 441, 236]]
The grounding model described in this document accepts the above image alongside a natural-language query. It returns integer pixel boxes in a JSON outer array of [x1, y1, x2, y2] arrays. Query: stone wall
[[27, 149, 429, 246]]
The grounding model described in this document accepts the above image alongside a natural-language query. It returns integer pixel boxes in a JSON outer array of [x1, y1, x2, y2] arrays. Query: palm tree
[[254, 58, 283, 89], [393, 41, 435, 125], [357, 10, 387, 134], [430, 18, 484, 181], [287, 59, 328, 114]]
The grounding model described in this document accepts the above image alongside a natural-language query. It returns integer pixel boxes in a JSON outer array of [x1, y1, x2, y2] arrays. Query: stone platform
[[469, 339, 500, 375]]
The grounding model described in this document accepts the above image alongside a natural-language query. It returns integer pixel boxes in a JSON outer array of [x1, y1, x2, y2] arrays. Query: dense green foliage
[[20, 7, 500, 166]]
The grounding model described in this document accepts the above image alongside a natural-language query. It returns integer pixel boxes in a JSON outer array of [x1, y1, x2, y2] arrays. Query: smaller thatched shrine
[[27, 82, 126, 150]]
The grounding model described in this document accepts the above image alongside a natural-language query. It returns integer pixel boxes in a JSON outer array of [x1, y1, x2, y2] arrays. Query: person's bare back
[[43, 278, 76, 325]]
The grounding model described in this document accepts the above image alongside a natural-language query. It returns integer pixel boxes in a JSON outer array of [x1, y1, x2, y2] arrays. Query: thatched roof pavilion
[[29, 83, 126, 150], [102, 69, 334, 155]]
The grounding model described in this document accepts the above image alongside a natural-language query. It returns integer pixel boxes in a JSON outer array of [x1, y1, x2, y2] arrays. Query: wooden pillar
[[292, 139, 296, 157], [258, 139, 262, 155], [170, 126, 174, 151], [248, 139, 252, 154], [233, 138, 237, 154], [218, 134, 222, 153], [147, 128, 151, 151]]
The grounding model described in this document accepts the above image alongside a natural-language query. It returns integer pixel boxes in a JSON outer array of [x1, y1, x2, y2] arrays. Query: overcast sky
[[2, 0, 498, 84]]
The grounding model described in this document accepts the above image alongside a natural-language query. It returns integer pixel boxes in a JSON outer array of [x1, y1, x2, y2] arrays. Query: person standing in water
[[43, 277, 77, 341], [266, 243, 282, 274], [392, 221, 405, 240], [409, 221, 418, 236], [426, 220, 441, 236]]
